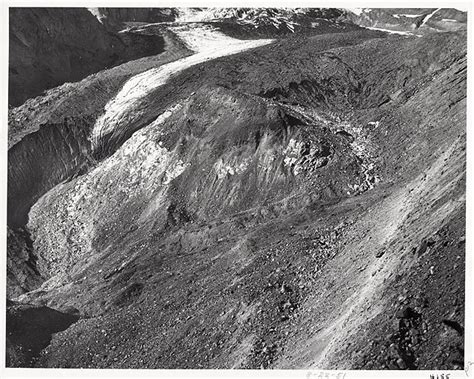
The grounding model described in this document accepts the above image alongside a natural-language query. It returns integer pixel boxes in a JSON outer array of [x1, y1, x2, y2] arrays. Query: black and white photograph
[[1, 1, 472, 376]]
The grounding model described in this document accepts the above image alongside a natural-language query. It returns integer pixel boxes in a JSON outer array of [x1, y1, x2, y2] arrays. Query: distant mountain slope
[[9, 8, 165, 107], [87, 7, 178, 30], [344, 8, 467, 33]]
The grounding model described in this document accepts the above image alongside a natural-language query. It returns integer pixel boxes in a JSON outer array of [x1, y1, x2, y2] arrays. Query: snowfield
[[91, 24, 273, 147], [364, 26, 415, 36], [346, 8, 366, 16], [393, 14, 423, 18]]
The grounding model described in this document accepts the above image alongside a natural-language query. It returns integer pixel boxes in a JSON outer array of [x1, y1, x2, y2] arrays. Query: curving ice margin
[[421, 8, 442, 26], [364, 26, 418, 36], [91, 24, 273, 148]]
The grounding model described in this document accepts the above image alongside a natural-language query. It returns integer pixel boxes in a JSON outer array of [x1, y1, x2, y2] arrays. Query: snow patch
[[364, 26, 414, 36], [393, 14, 423, 18], [421, 8, 441, 26], [175, 8, 232, 22], [346, 8, 366, 16], [87, 8, 104, 24]]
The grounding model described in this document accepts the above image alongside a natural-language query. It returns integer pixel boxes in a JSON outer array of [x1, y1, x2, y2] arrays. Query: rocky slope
[[9, 8, 166, 106], [6, 8, 466, 370]]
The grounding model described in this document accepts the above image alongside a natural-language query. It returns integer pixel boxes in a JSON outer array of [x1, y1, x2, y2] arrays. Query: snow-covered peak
[[345, 8, 368, 16], [175, 8, 344, 33]]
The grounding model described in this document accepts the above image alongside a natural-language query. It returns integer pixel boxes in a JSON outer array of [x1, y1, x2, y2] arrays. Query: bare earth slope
[[6, 9, 466, 370]]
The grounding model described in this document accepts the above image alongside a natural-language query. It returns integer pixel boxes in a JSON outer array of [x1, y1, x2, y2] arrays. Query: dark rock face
[[9, 8, 165, 106], [6, 8, 466, 370], [8, 116, 94, 229], [7, 228, 43, 299], [89, 7, 178, 29]]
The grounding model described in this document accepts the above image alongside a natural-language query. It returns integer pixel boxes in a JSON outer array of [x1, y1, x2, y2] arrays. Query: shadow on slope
[[6, 303, 80, 367]]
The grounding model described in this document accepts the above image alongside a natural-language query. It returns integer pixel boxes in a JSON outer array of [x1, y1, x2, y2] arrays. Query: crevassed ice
[[91, 24, 273, 148]]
